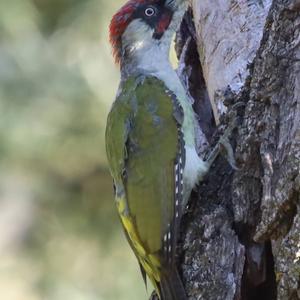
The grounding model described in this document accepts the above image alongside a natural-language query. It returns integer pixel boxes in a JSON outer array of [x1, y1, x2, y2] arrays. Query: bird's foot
[[205, 102, 244, 170]]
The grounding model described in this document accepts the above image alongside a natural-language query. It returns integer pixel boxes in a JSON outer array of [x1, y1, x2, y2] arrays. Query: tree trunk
[[174, 0, 300, 299]]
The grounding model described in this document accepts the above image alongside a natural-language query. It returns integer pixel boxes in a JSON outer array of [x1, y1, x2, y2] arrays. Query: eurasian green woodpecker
[[106, 0, 211, 299]]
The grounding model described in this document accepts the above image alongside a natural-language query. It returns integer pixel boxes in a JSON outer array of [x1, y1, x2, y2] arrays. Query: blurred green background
[[0, 0, 147, 299]]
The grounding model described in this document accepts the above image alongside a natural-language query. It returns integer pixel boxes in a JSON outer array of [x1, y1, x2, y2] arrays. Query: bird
[[105, 0, 235, 299]]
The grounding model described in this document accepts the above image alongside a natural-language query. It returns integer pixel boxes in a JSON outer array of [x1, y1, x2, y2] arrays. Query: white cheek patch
[[122, 19, 154, 53]]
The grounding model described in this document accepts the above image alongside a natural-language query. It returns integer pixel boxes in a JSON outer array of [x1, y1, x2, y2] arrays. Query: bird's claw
[[205, 101, 243, 170], [219, 135, 239, 170]]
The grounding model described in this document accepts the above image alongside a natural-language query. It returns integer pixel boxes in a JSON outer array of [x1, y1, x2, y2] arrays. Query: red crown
[[109, 0, 156, 64]]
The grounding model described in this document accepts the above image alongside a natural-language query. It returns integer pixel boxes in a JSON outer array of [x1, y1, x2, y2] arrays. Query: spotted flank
[[162, 89, 186, 266], [174, 127, 185, 220]]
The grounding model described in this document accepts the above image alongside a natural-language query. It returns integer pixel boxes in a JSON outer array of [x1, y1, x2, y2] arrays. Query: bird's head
[[109, 0, 187, 66]]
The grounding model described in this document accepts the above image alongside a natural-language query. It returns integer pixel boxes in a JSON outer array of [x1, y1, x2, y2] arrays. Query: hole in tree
[[241, 240, 277, 300]]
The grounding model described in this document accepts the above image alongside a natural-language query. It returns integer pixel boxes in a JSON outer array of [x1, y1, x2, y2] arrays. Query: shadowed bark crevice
[[241, 241, 277, 300], [176, 9, 216, 143]]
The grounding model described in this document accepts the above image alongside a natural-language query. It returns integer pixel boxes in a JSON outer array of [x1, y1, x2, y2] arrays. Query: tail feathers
[[159, 267, 187, 300]]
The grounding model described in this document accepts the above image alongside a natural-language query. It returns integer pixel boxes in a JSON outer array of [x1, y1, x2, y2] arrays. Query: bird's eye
[[144, 7, 156, 17]]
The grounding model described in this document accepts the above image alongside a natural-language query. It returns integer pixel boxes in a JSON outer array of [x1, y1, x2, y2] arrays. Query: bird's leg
[[205, 123, 238, 170], [204, 102, 244, 170]]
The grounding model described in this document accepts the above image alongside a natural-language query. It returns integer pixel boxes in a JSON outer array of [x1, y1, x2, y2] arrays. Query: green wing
[[105, 75, 184, 285]]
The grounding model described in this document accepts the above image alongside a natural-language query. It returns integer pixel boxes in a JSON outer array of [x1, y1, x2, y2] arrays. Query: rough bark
[[174, 0, 300, 299]]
